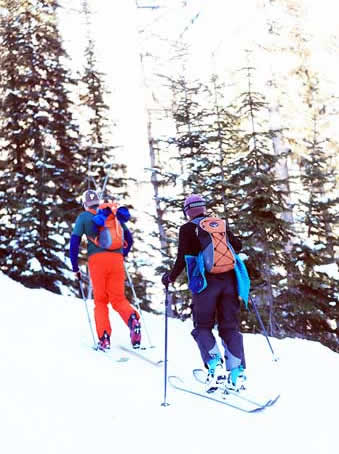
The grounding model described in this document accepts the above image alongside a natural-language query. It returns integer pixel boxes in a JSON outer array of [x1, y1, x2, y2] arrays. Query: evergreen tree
[[203, 74, 240, 218], [291, 107, 339, 351], [224, 64, 292, 336], [161, 75, 208, 317], [0, 0, 82, 292], [157, 73, 240, 318]]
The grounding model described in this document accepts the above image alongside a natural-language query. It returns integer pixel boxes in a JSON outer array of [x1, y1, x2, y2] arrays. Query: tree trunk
[[147, 110, 168, 250]]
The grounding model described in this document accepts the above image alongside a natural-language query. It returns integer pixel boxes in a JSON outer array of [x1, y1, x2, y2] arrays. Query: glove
[[161, 272, 172, 288], [73, 271, 81, 281]]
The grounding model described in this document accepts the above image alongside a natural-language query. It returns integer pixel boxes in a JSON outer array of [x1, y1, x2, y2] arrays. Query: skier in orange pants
[[69, 189, 141, 349], [89, 252, 136, 337]]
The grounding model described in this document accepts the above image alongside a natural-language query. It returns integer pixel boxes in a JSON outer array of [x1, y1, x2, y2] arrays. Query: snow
[[28, 257, 42, 272], [302, 237, 326, 251], [0, 271, 338, 454], [314, 263, 339, 280]]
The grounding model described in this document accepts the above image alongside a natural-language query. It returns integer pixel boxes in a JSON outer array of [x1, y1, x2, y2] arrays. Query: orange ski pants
[[88, 252, 138, 339]]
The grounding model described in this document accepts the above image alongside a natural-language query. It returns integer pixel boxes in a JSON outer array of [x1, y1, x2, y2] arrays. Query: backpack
[[89, 203, 124, 250], [191, 216, 235, 274]]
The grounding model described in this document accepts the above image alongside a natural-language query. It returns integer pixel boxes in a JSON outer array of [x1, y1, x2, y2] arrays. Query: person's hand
[[73, 271, 81, 281], [161, 272, 172, 288]]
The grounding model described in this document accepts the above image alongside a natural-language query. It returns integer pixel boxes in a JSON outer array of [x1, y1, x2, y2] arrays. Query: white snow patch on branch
[[314, 263, 339, 280]]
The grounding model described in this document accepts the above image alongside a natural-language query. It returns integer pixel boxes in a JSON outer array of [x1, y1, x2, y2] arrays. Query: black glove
[[161, 272, 172, 288], [73, 270, 81, 281]]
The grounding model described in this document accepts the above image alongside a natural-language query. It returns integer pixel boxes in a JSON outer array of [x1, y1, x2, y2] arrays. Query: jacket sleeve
[[122, 225, 133, 257], [117, 206, 131, 223], [69, 234, 81, 272], [169, 226, 187, 282], [227, 228, 242, 254]]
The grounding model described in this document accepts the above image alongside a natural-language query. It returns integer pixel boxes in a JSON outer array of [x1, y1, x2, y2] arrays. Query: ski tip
[[268, 394, 280, 406], [168, 375, 184, 385], [116, 357, 129, 363]]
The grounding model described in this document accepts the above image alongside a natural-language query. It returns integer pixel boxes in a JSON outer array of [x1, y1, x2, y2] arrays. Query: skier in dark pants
[[162, 194, 246, 391]]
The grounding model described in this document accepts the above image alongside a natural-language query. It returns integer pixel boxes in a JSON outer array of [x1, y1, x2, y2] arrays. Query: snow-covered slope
[[0, 272, 338, 454]]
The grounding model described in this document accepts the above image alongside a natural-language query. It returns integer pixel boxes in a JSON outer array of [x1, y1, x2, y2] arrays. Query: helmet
[[82, 189, 100, 209], [183, 194, 206, 219]]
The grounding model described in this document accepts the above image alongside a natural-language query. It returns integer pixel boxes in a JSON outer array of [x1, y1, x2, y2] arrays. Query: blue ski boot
[[205, 354, 226, 393], [227, 365, 246, 391]]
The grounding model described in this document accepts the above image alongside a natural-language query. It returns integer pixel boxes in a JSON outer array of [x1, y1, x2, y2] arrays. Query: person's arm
[[69, 214, 85, 273], [69, 234, 81, 272], [117, 206, 131, 223], [168, 226, 187, 282], [227, 228, 242, 253], [122, 225, 133, 257]]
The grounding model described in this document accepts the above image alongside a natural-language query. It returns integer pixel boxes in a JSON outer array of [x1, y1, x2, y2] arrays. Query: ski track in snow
[[0, 272, 338, 454]]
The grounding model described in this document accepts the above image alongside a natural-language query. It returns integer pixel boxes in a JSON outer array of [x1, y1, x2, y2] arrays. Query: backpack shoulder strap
[[98, 202, 119, 216], [189, 216, 205, 226]]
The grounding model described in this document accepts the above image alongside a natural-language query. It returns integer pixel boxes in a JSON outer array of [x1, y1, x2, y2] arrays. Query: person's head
[[82, 189, 100, 210], [183, 194, 206, 219]]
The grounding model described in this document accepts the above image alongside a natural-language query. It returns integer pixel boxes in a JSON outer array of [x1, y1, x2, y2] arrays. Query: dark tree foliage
[[282, 112, 339, 351], [160, 75, 209, 316], [0, 0, 82, 292], [159, 74, 241, 318], [221, 66, 292, 336]]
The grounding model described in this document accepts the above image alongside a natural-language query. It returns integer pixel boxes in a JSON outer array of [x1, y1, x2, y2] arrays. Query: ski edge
[[119, 345, 163, 367], [193, 368, 280, 408], [91, 345, 130, 363], [168, 376, 271, 413]]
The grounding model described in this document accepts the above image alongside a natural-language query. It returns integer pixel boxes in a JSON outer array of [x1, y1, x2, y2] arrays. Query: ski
[[119, 345, 163, 367], [193, 368, 280, 409], [168, 375, 278, 413], [91, 345, 130, 363]]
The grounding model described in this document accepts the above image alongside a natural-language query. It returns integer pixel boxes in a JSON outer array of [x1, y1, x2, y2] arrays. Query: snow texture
[[0, 271, 338, 454], [314, 263, 339, 280]]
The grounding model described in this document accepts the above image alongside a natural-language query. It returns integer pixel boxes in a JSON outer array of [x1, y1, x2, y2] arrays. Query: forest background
[[0, 0, 338, 352]]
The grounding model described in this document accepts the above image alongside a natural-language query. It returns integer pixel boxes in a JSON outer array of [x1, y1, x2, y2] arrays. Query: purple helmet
[[183, 194, 206, 219]]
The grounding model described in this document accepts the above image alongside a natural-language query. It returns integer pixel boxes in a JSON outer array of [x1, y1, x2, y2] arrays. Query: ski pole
[[124, 263, 154, 348], [100, 162, 113, 198], [161, 285, 170, 407], [79, 280, 97, 350], [249, 295, 278, 362]]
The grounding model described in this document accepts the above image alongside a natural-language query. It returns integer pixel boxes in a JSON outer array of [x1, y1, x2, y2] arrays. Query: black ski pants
[[191, 270, 246, 370]]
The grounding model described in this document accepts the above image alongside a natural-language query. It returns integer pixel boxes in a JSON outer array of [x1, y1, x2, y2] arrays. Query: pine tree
[[203, 74, 240, 218], [292, 105, 339, 351], [160, 74, 208, 317], [157, 73, 240, 318], [0, 0, 82, 292], [224, 64, 292, 336]]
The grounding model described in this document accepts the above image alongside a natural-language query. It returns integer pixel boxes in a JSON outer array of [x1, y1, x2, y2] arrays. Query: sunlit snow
[[0, 272, 338, 454]]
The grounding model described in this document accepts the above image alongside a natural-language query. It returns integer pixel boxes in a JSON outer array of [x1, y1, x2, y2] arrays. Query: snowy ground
[[0, 272, 338, 454]]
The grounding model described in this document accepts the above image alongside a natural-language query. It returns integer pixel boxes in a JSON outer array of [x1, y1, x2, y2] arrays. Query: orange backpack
[[89, 203, 124, 250], [191, 216, 235, 273]]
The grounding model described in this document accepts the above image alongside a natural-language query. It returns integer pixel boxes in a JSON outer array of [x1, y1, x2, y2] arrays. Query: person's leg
[[191, 278, 221, 367], [88, 253, 111, 339], [217, 271, 246, 371], [105, 253, 139, 324]]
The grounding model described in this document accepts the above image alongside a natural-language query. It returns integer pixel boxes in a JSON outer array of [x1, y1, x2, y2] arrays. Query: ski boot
[[227, 365, 246, 391], [128, 313, 141, 349], [98, 331, 110, 351], [205, 354, 226, 393]]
